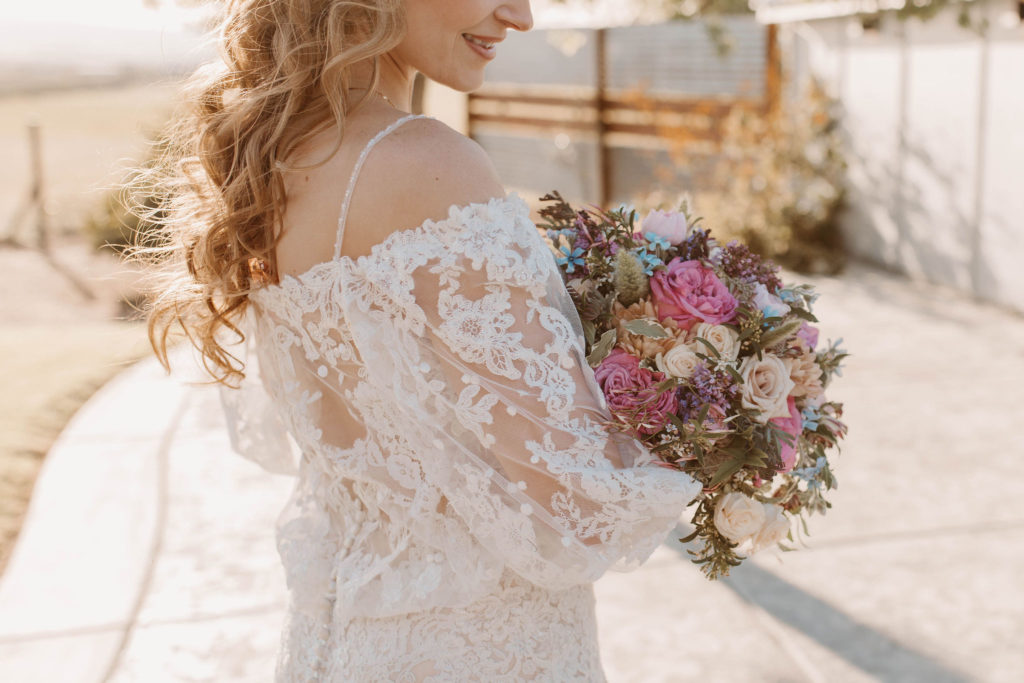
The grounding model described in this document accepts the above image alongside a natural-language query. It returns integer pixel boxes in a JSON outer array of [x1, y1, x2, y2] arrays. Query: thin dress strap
[[333, 113, 433, 260]]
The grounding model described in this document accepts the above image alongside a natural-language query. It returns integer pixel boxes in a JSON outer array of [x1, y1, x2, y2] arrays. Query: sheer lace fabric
[[228, 192, 701, 681]]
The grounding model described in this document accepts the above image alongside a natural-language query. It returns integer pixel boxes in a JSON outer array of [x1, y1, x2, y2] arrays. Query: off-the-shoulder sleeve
[[218, 311, 301, 477], [334, 194, 701, 589]]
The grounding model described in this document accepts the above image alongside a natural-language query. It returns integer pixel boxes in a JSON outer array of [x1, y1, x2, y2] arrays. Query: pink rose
[[769, 396, 803, 473], [594, 349, 678, 436], [797, 322, 819, 350], [642, 209, 689, 245], [650, 258, 739, 331]]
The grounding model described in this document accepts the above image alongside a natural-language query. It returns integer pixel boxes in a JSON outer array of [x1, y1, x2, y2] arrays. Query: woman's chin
[[436, 71, 486, 94]]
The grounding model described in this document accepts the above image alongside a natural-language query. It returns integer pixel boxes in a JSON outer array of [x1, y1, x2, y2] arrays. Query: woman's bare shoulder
[[276, 110, 505, 277], [350, 115, 507, 241]]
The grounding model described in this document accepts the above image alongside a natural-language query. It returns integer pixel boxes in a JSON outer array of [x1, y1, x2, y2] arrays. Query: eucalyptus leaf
[[622, 318, 670, 338], [586, 329, 617, 367]]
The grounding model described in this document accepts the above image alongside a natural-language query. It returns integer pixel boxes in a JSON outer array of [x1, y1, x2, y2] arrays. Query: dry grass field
[[0, 81, 179, 574], [0, 80, 180, 241]]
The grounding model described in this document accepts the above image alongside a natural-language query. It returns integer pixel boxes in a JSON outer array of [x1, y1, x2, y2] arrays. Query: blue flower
[[801, 406, 821, 431], [643, 231, 671, 251], [556, 245, 586, 273], [633, 249, 661, 276], [778, 288, 799, 303], [791, 456, 827, 488]]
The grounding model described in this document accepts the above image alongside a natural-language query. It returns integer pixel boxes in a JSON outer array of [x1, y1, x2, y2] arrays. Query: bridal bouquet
[[537, 191, 848, 579]]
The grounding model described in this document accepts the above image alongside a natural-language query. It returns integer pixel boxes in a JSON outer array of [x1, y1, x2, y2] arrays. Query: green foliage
[[84, 186, 163, 254], [687, 82, 848, 275], [84, 136, 170, 254]]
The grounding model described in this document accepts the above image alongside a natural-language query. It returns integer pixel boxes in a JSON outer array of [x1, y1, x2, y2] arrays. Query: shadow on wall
[[840, 125, 1000, 311]]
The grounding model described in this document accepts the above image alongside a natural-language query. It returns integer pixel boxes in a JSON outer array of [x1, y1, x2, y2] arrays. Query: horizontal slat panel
[[483, 29, 597, 86], [604, 19, 768, 97]]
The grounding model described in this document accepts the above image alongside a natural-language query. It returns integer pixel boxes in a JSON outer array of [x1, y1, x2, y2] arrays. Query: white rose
[[713, 492, 766, 544], [751, 503, 791, 553], [739, 354, 795, 423], [691, 323, 741, 362], [655, 342, 700, 379]]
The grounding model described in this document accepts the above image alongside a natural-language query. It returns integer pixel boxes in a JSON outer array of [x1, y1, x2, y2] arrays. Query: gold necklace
[[350, 86, 394, 107]]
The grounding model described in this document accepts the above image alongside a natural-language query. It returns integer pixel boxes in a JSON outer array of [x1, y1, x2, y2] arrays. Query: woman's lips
[[463, 33, 496, 60]]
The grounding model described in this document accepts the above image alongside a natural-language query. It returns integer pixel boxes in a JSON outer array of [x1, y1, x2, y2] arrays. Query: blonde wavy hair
[[130, 0, 406, 386]]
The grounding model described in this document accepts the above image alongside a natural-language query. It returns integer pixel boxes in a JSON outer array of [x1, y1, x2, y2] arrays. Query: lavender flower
[[677, 362, 740, 423], [719, 240, 783, 291]]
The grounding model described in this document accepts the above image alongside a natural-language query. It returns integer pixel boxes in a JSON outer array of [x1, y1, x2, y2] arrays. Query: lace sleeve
[[335, 196, 701, 589], [218, 308, 301, 476]]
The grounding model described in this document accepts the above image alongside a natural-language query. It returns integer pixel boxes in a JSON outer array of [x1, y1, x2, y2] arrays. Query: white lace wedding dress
[[221, 113, 702, 681]]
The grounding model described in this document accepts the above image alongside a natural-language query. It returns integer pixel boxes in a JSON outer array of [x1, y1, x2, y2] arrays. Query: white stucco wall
[[781, 1, 1024, 312], [979, 33, 1024, 308]]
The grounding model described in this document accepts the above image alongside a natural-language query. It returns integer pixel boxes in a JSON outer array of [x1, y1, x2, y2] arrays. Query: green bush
[[84, 135, 171, 254], [642, 81, 847, 275]]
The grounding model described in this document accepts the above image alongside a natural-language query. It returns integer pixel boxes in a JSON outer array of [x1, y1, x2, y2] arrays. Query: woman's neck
[[347, 54, 415, 113]]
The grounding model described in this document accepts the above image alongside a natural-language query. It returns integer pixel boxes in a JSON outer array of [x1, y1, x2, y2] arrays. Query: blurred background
[[0, 0, 1021, 681]]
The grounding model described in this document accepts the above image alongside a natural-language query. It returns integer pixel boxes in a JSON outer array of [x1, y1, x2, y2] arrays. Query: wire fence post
[[28, 121, 49, 252]]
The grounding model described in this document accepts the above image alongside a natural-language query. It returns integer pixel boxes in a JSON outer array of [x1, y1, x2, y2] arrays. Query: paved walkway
[[1, 262, 1022, 682]]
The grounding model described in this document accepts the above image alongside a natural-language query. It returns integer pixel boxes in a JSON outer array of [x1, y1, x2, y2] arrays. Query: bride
[[139, 0, 701, 680]]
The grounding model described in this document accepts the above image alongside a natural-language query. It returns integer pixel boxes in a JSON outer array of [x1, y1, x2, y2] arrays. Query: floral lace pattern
[[229, 193, 701, 681]]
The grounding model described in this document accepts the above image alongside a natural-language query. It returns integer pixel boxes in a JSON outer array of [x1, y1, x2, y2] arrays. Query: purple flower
[[680, 228, 712, 262], [594, 349, 677, 436], [677, 363, 740, 424], [719, 240, 782, 292], [797, 322, 819, 350]]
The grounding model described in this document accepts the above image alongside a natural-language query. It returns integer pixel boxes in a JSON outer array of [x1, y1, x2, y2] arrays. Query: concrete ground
[[1, 261, 1022, 682]]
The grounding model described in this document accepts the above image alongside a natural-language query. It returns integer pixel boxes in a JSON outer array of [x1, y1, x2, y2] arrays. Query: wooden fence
[[468, 18, 780, 207]]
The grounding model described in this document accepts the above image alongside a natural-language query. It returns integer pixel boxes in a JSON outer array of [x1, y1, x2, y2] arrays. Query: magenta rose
[[594, 349, 678, 436], [649, 258, 739, 331], [797, 322, 819, 350], [769, 396, 803, 473]]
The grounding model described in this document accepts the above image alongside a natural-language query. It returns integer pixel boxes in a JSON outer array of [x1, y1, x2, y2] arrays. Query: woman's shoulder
[[354, 112, 506, 234], [276, 107, 506, 276]]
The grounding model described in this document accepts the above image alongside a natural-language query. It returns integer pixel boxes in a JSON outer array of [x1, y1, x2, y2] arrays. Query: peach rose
[[739, 354, 795, 423], [691, 323, 741, 362], [784, 347, 825, 399], [655, 342, 701, 379]]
